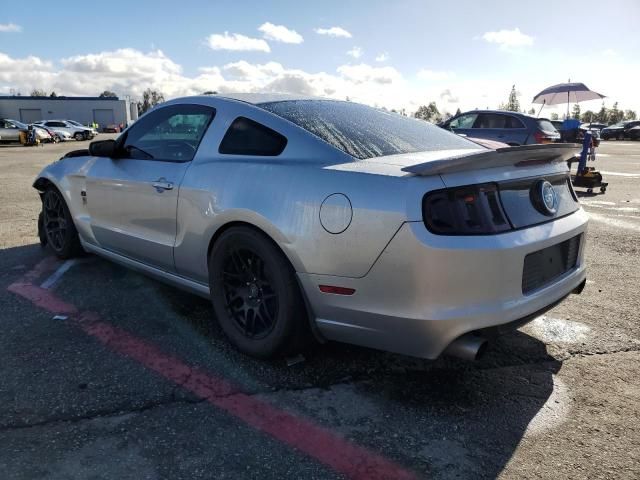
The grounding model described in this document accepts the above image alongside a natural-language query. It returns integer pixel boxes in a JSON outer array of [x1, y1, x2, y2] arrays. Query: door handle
[[152, 178, 174, 192]]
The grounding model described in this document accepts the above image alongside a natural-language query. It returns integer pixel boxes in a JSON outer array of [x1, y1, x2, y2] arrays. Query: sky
[[1, 0, 639, 116]]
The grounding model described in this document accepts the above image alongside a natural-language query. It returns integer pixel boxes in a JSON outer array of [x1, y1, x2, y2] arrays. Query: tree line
[[22, 85, 638, 124], [412, 85, 636, 124]]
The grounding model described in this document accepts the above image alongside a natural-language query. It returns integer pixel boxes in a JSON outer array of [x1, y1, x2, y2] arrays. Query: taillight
[[534, 131, 554, 144], [422, 184, 512, 235]]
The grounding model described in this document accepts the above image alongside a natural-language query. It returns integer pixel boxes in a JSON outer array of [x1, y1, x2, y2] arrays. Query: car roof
[[197, 92, 328, 105], [460, 109, 537, 119]]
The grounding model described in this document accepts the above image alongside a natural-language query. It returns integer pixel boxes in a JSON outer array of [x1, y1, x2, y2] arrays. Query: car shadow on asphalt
[[2, 243, 562, 479]]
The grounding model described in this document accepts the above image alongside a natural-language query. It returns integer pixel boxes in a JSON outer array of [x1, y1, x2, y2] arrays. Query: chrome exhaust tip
[[444, 334, 489, 361]]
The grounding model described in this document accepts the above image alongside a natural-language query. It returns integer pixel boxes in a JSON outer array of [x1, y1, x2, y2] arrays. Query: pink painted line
[[8, 260, 417, 480]]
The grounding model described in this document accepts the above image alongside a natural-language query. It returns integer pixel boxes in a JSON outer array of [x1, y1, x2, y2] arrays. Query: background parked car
[[581, 122, 608, 132], [0, 118, 28, 143], [66, 120, 99, 137], [627, 126, 640, 140], [34, 120, 95, 141], [103, 124, 121, 133], [31, 124, 59, 143], [439, 110, 560, 145], [601, 120, 640, 140]]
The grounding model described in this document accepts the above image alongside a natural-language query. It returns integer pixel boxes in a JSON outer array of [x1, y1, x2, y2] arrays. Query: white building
[[0, 96, 138, 129]]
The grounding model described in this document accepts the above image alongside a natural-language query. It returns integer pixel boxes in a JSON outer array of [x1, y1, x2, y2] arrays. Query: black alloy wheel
[[41, 187, 81, 258], [208, 227, 310, 358], [222, 246, 278, 340]]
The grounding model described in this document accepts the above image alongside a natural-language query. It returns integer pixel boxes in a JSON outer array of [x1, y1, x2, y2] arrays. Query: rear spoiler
[[401, 144, 581, 176]]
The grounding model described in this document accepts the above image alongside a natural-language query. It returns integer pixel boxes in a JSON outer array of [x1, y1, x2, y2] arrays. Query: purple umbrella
[[532, 82, 605, 117]]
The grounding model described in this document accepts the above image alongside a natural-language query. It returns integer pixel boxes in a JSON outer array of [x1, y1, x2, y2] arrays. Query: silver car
[[0, 118, 27, 142], [33, 94, 588, 360], [34, 119, 94, 141]]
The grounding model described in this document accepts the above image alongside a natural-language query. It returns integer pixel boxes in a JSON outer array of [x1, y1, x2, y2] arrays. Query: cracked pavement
[[0, 139, 639, 479]]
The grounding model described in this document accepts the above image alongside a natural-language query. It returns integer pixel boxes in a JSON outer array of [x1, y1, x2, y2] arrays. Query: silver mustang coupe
[[34, 94, 588, 360]]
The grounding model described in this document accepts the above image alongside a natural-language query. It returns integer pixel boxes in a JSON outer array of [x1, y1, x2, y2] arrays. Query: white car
[[34, 120, 94, 141], [66, 120, 99, 137], [50, 129, 73, 142]]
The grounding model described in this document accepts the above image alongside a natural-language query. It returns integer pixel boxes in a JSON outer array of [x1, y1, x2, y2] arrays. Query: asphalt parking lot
[[0, 138, 638, 479]]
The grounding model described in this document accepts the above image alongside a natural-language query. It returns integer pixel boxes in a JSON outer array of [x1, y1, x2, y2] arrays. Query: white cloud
[[440, 89, 459, 103], [205, 32, 270, 52], [223, 60, 285, 80], [346, 46, 363, 59], [375, 52, 389, 62], [314, 26, 352, 38], [481, 28, 533, 49], [2, 47, 639, 119], [0, 23, 21, 33], [417, 69, 455, 81], [258, 22, 303, 44], [336, 63, 401, 85]]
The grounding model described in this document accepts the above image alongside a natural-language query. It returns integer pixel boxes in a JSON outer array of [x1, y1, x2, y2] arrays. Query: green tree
[[49, 91, 57, 98], [596, 103, 608, 123], [528, 108, 536, 115], [581, 110, 595, 123], [99, 90, 118, 98], [137, 89, 165, 115], [30, 88, 48, 97], [624, 109, 637, 121], [454, 107, 462, 116], [550, 112, 559, 120], [608, 102, 624, 124], [501, 85, 520, 112], [414, 102, 441, 123], [571, 103, 581, 120]]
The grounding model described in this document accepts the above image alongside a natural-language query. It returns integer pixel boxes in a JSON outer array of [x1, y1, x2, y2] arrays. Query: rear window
[[537, 120, 557, 133], [219, 117, 287, 156], [259, 100, 479, 160]]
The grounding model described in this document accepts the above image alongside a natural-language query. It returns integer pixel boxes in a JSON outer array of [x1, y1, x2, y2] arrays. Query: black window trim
[[505, 114, 526, 129], [116, 103, 216, 164], [218, 115, 288, 157]]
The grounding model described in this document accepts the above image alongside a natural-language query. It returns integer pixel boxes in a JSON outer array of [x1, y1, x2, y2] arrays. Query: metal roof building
[[0, 96, 138, 128]]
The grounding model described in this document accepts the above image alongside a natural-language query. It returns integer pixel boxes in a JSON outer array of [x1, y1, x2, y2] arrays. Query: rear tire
[[208, 226, 309, 359], [74, 132, 84, 141], [41, 187, 82, 259]]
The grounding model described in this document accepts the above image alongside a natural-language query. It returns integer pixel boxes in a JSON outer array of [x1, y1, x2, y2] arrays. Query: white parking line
[[40, 259, 78, 289], [599, 171, 640, 178], [587, 212, 640, 232], [581, 203, 640, 213]]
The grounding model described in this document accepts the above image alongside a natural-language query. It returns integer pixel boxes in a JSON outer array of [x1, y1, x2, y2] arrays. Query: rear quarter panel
[[174, 160, 415, 283]]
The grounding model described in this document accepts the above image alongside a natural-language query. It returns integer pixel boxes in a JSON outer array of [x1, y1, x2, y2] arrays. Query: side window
[[449, 113, 478, 129], [122, 104, 215, 162], [505, 116, 525, 128], [218, 117, 287, 156], [473, 113, 507, 129]]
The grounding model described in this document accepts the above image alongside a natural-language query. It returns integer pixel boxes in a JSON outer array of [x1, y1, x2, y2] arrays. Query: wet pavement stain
[[527, 316, 591, 344]]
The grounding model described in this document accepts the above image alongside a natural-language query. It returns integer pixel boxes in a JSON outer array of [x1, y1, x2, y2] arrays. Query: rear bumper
[[300, 208, 588, 359]]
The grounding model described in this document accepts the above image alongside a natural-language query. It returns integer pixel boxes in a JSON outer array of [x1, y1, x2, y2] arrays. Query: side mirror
[[89, 139, 118, 157]]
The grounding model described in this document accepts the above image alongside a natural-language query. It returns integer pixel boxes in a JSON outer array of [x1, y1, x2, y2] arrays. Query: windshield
[[12, 120, 28, 129], [67, 120, 82, 126], [259, 100, 480, 159]]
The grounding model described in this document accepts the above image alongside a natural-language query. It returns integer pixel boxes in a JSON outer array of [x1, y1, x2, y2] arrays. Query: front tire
[[208, 227, 309, 358], [41, 187, 82, 259], [74, 132, 84, 141]]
